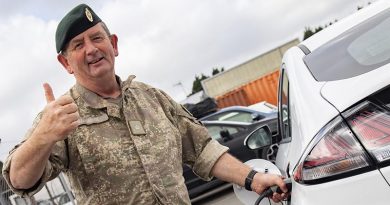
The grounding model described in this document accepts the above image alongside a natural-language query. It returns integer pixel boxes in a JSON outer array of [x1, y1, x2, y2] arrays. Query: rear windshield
[[304, 8, 390, 81]]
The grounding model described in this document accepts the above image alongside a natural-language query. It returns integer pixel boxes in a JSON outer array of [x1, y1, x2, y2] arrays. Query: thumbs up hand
[[44, 83, 56, 103], [34, 83, 80, 144]]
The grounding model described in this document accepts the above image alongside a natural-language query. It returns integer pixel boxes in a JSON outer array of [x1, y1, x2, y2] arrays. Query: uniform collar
[[74, 75, 124, 109]]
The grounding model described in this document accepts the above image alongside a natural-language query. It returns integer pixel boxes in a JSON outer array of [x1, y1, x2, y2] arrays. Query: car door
[[206, 123, 256, 161]]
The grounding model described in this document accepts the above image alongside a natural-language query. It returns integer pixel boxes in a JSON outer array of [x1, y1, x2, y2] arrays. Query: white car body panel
[[380, 166, 390, 186], [275, 143, 290, 177], [291, 170, 390, 205], [321, 63, 390, 112], [276, 47, 339, 175]]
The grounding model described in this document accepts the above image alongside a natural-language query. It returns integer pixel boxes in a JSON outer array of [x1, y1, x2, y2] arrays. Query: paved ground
[[192, 185, 244, 205]]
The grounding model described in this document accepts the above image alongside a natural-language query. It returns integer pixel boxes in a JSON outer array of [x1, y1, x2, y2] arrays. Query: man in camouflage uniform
[[2, 4, 288, 204]]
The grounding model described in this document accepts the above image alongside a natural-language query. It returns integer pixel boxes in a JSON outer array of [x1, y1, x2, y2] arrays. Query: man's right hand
[[8, 83, 80, 189], [34, 83, 80, 143]]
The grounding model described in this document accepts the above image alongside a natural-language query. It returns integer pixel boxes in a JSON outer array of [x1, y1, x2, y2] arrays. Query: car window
[[304, 8, 390, 81], [278, 68, 291, 140], [207, 111, 255, 123], [205, 125, 241, 140]]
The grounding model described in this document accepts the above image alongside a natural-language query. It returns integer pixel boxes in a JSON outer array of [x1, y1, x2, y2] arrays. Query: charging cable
[[254, 178, 292, 205]]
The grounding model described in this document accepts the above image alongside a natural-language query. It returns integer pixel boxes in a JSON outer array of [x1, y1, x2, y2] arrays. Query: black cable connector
[[254, 178, 292, 205]]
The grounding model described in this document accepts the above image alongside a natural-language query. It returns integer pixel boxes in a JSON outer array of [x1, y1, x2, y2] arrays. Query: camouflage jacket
[[2, 75, 228, 205]]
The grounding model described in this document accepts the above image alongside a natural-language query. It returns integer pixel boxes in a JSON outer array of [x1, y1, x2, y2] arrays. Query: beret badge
[[85, 8, 93, 22]]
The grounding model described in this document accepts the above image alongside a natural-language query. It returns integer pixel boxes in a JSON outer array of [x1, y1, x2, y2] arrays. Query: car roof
[[216, 106, 260, 112], [201, 120, 252, 126], [199, 105, 268, 120]]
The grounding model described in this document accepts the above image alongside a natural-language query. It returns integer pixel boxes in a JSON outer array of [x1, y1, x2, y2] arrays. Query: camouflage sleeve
[[1, 112, 68, 197], [157, 90, 229, 181]]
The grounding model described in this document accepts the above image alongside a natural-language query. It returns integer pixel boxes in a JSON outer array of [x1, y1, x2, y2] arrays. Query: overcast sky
[[0, 0, 375, 161]]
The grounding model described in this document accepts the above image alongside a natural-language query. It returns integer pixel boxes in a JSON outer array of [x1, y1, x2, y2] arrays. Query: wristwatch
[[245, 169, 258, 191]]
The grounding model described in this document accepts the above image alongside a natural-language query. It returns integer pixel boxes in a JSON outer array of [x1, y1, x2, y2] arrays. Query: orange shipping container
[[216, 70, 279, 108]]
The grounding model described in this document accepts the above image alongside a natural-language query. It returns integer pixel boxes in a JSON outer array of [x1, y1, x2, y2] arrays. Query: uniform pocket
[[79, 114, 109, 126]]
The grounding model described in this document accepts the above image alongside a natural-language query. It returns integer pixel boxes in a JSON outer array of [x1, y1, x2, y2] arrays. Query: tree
[[303, 25, 327, 40], [303, 27, 315, 40], [190, 74, 209, 95], [212, 67, 224, 76], [189, 67, 225, 96], [303, 2, 370, 40]]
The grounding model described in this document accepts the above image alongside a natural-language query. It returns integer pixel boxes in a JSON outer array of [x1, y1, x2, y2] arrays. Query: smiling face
[[57, 22, 118, 87]]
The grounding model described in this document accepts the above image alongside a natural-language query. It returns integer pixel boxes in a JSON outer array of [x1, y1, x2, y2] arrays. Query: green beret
[[55, 4, 102, 53]]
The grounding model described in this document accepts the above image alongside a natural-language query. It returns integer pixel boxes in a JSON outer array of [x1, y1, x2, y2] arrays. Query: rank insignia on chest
[[128, 120, 146, 135]]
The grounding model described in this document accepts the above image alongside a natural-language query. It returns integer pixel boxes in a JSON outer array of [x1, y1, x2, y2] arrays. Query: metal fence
[[0, 173, 75, 205], [0, 175, 30, 205]]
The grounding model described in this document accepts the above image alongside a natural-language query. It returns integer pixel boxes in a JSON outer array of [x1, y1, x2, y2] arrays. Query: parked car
[[199, 105, 277, 123], [247, 101, 277, 114], [184, 118, 279, 200], [246, 1, 390, 204]]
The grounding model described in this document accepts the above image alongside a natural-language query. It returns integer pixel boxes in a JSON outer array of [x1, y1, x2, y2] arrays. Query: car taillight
[[344, 101, 390, 164], [293, 116, 372, 184], [294, 100, 390, 184]]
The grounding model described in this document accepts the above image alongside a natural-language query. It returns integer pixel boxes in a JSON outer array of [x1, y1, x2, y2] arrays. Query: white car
[[245, 1, 390, 204]]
